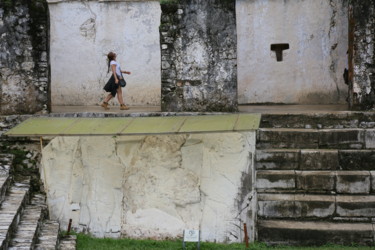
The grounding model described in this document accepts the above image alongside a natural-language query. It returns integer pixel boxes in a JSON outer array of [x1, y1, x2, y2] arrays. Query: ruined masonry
[[0, 154, 76, 250]]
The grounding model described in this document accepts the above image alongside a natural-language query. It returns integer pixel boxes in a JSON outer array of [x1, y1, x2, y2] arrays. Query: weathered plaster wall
[[48, 0, 161, 107], [160, 0, 237, 112], [0, 0, 49, 115], [237, 0, 349, 104], [40, 133, 256, 242], [349, 0, 375, 110]]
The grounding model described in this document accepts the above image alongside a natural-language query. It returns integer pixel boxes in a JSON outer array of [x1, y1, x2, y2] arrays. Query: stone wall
[[0, 0, 49, 115], [40, 133, 256, 242], [237, 0, 349, 105], [349, 0, 375, 110], [47, 0, 161, 107], [160, 0, 237, 112]]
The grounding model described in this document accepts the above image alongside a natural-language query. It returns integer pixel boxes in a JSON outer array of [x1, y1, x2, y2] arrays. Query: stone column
[[349, 0, 375, 110], [160, 0, 237, 112]]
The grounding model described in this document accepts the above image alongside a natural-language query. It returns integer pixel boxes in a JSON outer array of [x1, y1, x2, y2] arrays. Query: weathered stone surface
[[0, 0, 49, 115], [348, 0, 375, 110], [296, 171, 335, 193], [258, 220, 374, 246], [336, 171, 371, 194], [256, 171, 295, 191], [160, 0, 237, 112], [49, 1, 161, 106], [255, 149, 300, 170], [35, 221, 59, 250], [0, 180, 30, 250], [257, 129, 318, 149], [365, 129, 375, 148], [300, 150, 339, 170], [318, 129, 365, 149], [336, 196, 375, 217], [237, 0, 348, 105], [339, 150, 375, 170], [41, 132, 255, 242], [258, 194, 335, 219]]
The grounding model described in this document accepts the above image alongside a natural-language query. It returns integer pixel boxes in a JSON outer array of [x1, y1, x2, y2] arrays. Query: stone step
[[257, 219, 375, 246], [58, 235, 77, 250], [0, 155, 13, 205], [256, 170, 373, 194], [258, 194, 375, 219], [0, 179, 30, 250], [259, 113, 375, 129], [255, 149, 375, 171], [35, 220, 60, 250], [257, 128, 375, 149], [8, 194, 47, 250]]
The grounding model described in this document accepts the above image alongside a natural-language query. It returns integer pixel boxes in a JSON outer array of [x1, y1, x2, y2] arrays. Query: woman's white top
[[110, 60, 122, 77]]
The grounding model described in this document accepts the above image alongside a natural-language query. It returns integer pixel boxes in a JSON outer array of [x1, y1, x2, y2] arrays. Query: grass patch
[[76, 234, 374, 250]]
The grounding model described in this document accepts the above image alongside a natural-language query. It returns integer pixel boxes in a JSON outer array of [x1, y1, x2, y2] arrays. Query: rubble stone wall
[[160, 0, 237, 112], [349, 0, 375, 110], [0, 0, 49, 115]]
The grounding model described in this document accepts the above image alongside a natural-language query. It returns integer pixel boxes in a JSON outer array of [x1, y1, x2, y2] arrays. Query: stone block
[[256, 170, 295, 190], [300, 150, 339, 170], [258, 194, 297, 218], [336, 196, 375, 217], [371, 171, 375, 193], [318, 129, 365, 149], [296, 171, 335, 192], [255, 150, 299, 170], [295, 194, 335, 218], [338, 150, 375, 170], [257, 129, 318, 149], [258, 220, 374, 246], [336, 171, 371, 194], [365, 130, 375, 149]]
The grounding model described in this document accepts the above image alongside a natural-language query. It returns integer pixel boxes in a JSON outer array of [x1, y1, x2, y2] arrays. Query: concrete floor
[[51, 104, 351, 115]]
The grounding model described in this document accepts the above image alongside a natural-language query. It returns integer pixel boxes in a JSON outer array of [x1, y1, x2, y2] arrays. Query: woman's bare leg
[[117, 87, 125, 105], [104, 94, 113, 103]]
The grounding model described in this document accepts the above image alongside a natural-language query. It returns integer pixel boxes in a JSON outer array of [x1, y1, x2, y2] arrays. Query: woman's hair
[[107, 52, 116, 73]]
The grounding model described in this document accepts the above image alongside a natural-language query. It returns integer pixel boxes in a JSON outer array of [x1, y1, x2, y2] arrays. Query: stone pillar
[[349, 0, 375, 110], [160, 0, 237, 112], [0, 0, 49, 115]]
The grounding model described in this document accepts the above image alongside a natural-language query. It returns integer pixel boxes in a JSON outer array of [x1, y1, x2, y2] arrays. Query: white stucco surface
[[40, 133, 256, 242], [49, 1, 161, 106], [236, 0, 348, 104]]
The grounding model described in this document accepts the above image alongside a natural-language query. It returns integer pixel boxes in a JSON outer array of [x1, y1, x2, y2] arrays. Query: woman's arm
[[111, 64, 118, 84], [121, 70, 131, 75]]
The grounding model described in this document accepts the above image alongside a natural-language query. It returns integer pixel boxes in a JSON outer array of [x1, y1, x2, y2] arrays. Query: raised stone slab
[[257, 128, 371, 149], [258, 220, 375, 246], [0, 179, 30, 249], [257, 170, 372, 194], [0, 155, 13, 205], [35, 220, 60, 250], [258, 194, 375, 219], [256, 149, 375, 171], [59, 235, 76, 250], [5, 114, 261, 137], [9, 195, 46, 250]]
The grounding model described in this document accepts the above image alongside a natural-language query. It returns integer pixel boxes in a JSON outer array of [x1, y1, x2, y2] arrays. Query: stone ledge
[[47, 0, 158, 3]]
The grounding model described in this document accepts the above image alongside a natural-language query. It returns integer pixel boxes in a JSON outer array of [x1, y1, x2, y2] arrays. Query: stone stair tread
[[0, 179, 30, 249], [36, 220, 60, 249], [259, 219, 373, 231], [59, 235, 77, 250], [9, 195, 46, 250]]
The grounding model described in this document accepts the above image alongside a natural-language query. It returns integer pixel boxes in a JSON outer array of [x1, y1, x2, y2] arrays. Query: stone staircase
[[255, 113, 375, 246], [0, 153, 76, 250]]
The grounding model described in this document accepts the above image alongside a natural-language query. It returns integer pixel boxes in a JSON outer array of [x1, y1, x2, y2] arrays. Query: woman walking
[[101, 52, 131, 110]]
